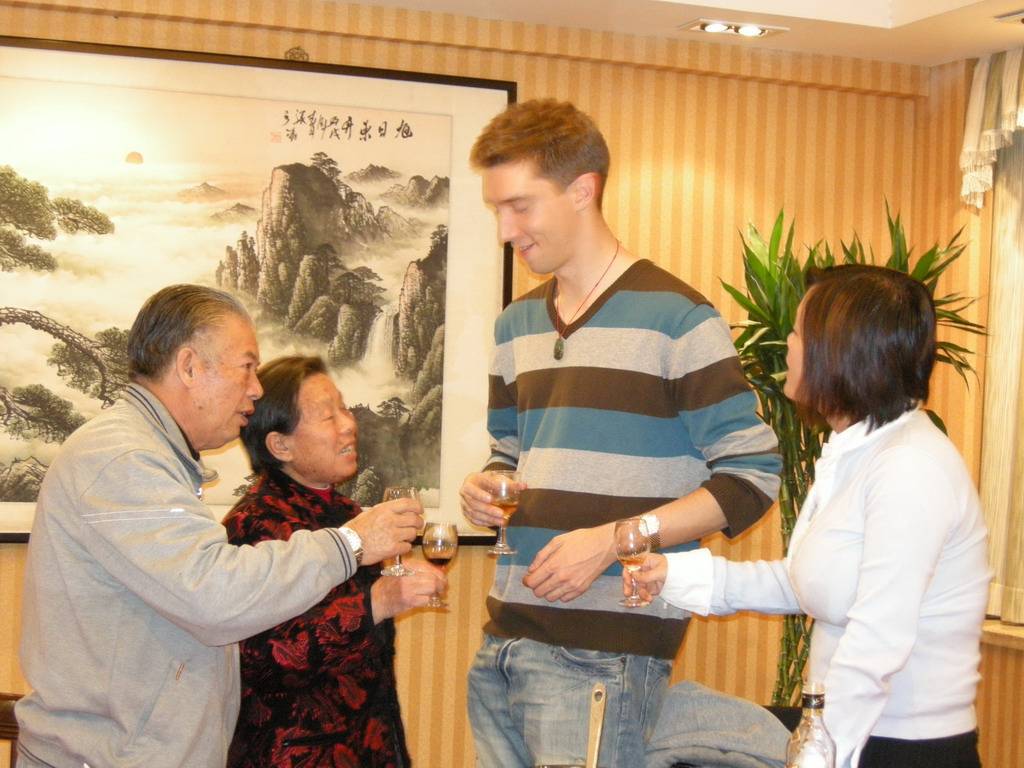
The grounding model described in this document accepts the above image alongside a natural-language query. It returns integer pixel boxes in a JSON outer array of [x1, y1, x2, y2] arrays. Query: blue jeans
[[467, 634, 671, 768]]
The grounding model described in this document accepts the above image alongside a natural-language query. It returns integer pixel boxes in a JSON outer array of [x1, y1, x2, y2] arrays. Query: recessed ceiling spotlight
[[737, 24, 766, 37], [678, 18, 789, 38]]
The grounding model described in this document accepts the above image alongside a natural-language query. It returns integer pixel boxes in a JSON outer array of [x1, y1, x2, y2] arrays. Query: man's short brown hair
[[471, 99, 610, 205]]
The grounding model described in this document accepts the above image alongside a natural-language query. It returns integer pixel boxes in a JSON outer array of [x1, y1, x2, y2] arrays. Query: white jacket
[[660, 409, 992, 768]]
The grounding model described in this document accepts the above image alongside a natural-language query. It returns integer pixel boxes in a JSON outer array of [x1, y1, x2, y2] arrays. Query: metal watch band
[[338, 526, 364, 565], [641, 513, 662, 551]]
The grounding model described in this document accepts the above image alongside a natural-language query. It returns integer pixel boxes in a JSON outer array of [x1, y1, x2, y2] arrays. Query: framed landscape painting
[[0, 36, 515, 540]]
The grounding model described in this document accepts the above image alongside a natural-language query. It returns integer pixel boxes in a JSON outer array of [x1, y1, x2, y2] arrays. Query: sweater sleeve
[[486, 372, 521, 468], [486, 313, 524, 468], [671, 311, 781, 536]]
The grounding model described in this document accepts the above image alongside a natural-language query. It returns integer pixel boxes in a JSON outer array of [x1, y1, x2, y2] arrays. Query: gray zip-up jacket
[[16, 384, 357, 768]]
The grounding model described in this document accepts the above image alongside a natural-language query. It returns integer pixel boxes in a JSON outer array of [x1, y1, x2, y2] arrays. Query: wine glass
[[381, 485, 419, 576], [615, 517, 651, 608], [486, 470, 520, 556], [421, 522, 458, 608]]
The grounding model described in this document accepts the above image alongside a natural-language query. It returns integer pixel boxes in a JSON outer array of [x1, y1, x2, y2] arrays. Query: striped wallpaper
[[0, 1, 1010, 767]]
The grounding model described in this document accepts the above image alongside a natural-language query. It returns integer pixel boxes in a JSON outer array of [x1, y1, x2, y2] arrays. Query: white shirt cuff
[[660, 548, 714, 616]]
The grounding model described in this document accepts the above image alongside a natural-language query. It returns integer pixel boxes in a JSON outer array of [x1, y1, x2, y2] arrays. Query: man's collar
[[125, 383, 209, 481]]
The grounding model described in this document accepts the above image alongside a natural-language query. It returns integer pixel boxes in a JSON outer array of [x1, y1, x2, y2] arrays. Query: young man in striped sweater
[[459, 98, 782, 768]]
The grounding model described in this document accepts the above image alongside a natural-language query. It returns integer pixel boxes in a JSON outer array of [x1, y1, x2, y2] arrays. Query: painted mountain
[[216, 160, 449, 499], [381, 174, 450, 208]]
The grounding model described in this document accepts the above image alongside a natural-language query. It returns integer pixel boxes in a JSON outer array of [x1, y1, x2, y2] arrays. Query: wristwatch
[[338, 526, 364, 566], [640, 513, 661, 551]]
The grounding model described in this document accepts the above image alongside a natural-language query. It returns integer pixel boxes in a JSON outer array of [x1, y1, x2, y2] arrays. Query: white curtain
[[969, 48, 1024, 625], [960, 48, 1023, 208]]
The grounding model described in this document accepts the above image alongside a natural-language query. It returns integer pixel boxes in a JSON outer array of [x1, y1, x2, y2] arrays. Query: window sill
[[981, 619, 1024, 652]]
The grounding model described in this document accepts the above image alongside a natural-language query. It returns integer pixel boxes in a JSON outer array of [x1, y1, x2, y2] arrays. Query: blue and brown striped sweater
[[483, 259, 781, 659]]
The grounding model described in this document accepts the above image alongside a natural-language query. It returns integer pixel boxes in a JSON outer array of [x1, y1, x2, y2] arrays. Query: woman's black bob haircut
[[793, 264, 937, 432]]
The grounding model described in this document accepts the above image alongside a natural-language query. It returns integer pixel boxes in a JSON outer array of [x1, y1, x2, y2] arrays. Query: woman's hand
[[370, 557, 446, 622], [626, 553, 669, 603]]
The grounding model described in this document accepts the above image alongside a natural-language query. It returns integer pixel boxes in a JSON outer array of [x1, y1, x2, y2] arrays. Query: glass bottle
[[785, 681, 837, 768]]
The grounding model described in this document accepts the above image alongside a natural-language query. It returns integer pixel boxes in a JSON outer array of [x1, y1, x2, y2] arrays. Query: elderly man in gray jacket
[[16, 285, 422, 768]]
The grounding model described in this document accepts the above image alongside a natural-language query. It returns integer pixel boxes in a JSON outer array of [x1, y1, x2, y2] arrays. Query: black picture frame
[[0, 36, 515, 542]]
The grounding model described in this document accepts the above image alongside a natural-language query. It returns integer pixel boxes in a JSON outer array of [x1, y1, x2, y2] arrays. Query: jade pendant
[[553, 337, 564, 360]]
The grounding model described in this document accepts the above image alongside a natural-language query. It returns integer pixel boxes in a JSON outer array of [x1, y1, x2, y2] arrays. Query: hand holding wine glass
[[486, 470, 520, 556], [624, 552, 669, 605], [421, 522, 458, 608], [381, 486, 419, 576], [615, 518, 651, 608]]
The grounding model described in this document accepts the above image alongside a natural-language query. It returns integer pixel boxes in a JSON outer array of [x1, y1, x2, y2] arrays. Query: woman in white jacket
[[631, 265, 991, 768]]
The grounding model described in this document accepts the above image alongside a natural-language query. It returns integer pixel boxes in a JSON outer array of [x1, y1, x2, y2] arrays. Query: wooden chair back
[[0, 692, 21, 768]]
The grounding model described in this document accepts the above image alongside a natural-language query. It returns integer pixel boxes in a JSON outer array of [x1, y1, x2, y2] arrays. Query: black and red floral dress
[[223, 467, 411, 768]]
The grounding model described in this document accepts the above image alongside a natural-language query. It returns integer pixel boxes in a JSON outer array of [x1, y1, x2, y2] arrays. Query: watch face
[[340, 527, 362, 563]]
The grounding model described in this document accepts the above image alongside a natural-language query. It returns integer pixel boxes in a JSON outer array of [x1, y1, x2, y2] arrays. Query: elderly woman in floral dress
[[223, 355, 443, 768]]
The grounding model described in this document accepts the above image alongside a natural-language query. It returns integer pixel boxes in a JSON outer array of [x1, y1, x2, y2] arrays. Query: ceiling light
[[678, 18, 789, 38]]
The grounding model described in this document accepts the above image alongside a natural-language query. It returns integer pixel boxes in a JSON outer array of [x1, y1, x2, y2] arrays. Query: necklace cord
[[554, 240, 620, 340]]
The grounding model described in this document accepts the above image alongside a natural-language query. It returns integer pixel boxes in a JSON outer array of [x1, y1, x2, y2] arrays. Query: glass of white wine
[[486, 470, 520, 556], [421, 522, 458, 608], [615, 517, 651, 608], [381, 485, 418, 577]]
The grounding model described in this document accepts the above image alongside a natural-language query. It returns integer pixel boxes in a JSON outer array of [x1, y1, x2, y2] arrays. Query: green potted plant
[[722, 204, 985, 705]]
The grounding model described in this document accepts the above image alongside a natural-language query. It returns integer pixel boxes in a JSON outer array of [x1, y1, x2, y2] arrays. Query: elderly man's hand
[[347, 498, 423, 565], [370, 557, 446, 622]]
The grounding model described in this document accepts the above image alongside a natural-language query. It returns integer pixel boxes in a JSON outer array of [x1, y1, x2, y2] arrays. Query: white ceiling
[[345, 0, 1024, 65]]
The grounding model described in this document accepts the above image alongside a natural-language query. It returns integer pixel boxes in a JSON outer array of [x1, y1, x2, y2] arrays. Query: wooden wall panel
[[0, 1, 1001, 767], [0, 545, 27, 696], [975, 639, 1024, 768], [673, 511, 784, 704], [392, 547, 495, 768]]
